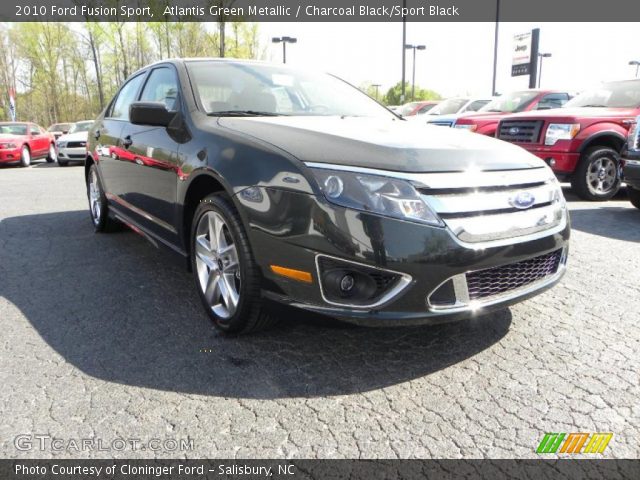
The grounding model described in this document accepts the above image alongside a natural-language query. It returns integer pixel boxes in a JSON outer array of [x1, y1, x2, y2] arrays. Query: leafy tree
[[383, 81, 441, 106]]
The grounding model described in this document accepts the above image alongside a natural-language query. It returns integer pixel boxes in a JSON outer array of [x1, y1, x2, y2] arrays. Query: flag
[[8, 88, 16, 121]]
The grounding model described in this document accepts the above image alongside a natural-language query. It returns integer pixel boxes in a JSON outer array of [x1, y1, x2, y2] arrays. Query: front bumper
[[240, 188, 570, 326], [0, 148, 21, 164], [515, 145, 579, 176], [57, 146, 86, 161]]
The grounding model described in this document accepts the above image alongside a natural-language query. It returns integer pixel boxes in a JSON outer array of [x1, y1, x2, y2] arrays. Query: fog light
[[340, 274, 355, 293]]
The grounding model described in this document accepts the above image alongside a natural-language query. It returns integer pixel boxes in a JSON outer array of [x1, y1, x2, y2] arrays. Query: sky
[[260, 22, 640, 99]]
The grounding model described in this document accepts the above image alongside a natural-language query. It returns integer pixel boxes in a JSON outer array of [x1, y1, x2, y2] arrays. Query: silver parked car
[[56, 120, 93, 166]]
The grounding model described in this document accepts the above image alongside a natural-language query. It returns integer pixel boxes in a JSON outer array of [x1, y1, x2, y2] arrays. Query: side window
[[110, 74, 146, 120], [140, 67, 179, 111], [537, 93, 569, 110], [30, 125, 42, 135], [466, 100, 489, 112]]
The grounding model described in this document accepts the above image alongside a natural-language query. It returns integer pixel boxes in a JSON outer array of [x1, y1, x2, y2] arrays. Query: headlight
[[310, 168, 443, 227], [544, 123, 580, 146], [56, 141, 66, 148], [453, 124, 477, 132]]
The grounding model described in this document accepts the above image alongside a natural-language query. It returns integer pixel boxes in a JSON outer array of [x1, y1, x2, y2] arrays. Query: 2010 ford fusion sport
[[85, 59, 570, 333]]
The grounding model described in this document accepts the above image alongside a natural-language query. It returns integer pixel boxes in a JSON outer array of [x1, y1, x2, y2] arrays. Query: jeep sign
[[512, 32, 532, 76]]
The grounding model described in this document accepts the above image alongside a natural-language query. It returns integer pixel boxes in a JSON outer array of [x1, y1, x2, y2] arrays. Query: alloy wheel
[[49, 144, 57, 162], [587, 156, 617, 195], [194, 211, 241, 319], [88, 169, 101, 225], [21, 147, 30, 166]]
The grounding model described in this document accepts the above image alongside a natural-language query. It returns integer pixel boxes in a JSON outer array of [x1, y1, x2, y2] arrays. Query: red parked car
[[496, 79, 640, 200], [453, 90, 571, 136], [396, 100, 440, 117], [0, 122, 56, 167]]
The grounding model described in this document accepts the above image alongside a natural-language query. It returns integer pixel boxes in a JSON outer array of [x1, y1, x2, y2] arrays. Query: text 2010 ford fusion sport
[[85, 59, 570, 334]]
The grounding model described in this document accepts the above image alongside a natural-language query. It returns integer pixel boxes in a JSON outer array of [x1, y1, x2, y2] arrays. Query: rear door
[[117, 66, 182, 242]]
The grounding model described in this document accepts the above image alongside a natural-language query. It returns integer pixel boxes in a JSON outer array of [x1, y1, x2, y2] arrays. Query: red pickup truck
[[453, 89, 571, 136], [496, 79, 640, 201]]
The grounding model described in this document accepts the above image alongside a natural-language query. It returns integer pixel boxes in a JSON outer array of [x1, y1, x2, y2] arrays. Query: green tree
[[383, 81, 441, 106]]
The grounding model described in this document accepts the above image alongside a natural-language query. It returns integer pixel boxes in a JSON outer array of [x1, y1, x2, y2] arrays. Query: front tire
[[571, 147, 621, 201], [628, 186, 640, 209], [190, 194, 277, 334], [46, 143, 56, 163], [87, 164, 117, 232], [58, 159, 69, 167], [20, 146, 30, 167]]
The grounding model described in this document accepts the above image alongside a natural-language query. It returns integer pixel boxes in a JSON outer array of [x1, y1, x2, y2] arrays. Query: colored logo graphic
[[536, 432, 613, 454]]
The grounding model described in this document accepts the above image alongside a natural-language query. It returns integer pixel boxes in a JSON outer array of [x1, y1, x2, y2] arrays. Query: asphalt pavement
[[0, 162, 638, 458]]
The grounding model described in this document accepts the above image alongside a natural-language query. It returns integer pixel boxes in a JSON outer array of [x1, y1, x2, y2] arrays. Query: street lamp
[[272, 36, 297, 64], [629, 60, 640, 77], [537, 52, 552, 88], [372, 84, 381, 100], [405, 44, 426, 101]]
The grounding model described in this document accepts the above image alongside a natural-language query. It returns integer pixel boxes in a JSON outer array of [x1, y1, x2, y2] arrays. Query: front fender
[[576, 123, 628, 152]]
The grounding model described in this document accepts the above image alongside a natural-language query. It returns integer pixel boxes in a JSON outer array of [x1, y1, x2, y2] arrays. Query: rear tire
[[628, 186, 640, 209], [46, 143, 56, 163], [571, 147, 621, 201], [190, 193, 277, 334], [20, 146, 30, 167], [86, 164, 118, 232]]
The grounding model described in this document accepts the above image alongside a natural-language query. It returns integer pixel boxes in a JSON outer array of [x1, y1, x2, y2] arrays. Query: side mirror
[[130, 102, 175, 127]]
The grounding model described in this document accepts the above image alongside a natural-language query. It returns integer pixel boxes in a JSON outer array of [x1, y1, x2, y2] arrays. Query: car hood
[[0, 133, 24, 140], [504, 107, 639, 119], [57, 131, 88, 143], [218, 116, 545, 172]]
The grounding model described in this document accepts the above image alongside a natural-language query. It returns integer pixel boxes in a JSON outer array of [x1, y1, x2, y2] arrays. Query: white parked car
[[56, 120, 93, 166], [410, 97, 493, 126]]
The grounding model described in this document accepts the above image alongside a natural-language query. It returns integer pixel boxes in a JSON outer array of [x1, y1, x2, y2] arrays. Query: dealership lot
[[0, 164, 638, 459]]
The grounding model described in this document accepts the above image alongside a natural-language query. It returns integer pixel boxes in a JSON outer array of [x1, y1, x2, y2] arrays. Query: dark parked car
[[621, 115, 640, 209], [86, 59, 570, 333]]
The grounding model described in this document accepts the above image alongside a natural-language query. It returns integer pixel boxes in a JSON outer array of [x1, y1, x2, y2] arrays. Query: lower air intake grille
[[466, 249, 562, 301]]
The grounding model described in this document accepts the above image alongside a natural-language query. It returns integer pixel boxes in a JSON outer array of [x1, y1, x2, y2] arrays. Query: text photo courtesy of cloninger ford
[[0, 1, 639, 479]]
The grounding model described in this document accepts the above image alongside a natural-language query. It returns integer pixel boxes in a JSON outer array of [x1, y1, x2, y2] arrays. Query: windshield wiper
[[579, 104, 608, 108], [208, 110, 285, 117]]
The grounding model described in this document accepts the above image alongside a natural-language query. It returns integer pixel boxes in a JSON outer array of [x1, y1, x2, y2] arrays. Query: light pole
[[372, 84, 381, 100], [405, 44, 426, 101], [272, 36, 297, 64], [491, 0, 500, 96], [629, 60, 640, 77], [537, 52, 552, 88]]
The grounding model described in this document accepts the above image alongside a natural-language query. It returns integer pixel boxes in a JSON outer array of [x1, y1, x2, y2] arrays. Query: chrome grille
[[498, 120, 544, 144], [67, 141, 86, 148], [416, 167, 566, 244], [466, 250, 562, 301], [429, 121, 453, 127]]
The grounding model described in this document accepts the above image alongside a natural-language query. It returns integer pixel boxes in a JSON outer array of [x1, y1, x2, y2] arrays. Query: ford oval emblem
[[509, 127, 520, 135], [510, 191, 536, 209]]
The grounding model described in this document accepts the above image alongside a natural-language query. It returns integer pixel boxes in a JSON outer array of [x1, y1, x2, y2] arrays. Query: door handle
[[94, 129, 101, 140], [122, 135, 133, 148]]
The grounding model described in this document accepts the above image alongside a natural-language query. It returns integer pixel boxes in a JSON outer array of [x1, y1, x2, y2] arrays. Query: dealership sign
[[512, 32, 533, 76]]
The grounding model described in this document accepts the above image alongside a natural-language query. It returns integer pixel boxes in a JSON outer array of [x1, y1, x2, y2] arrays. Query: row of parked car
[[393, 79, 640, 203], [0, 120, 92, 167]]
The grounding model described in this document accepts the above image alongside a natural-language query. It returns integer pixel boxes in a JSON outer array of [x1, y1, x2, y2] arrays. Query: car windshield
[[187, 61, 394, 118], [397, 102, 422, 116], [428, 98, 469, 115], [564, 81, 640, 108], [69, 121, 93, 133], [0, 123, 27, 135], [48, 123, 71, 132], [479, 91, 539, 113]]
